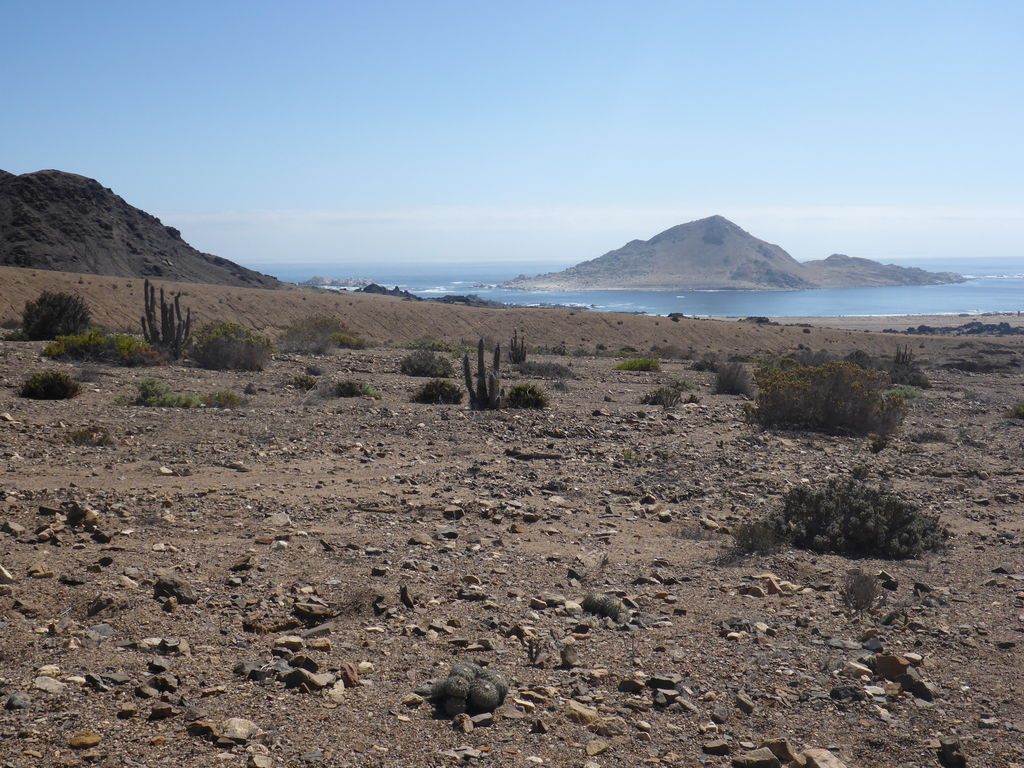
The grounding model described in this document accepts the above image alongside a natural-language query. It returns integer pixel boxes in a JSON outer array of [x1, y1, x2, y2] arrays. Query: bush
[[516, 361, 574, 379], [118, 379, 201, 408], [615, 357, 659, 372], [278, 315, 360, 354], [43, 328, 163, 366], [730, 520, 782, 555], [887, 385, 920, 400], [691, 356, 719, 372], [1010, 402, 1024, 419], [329, 380, 381, 398], [192, 322, 272, 371], [331, 332, 365, 349], [886, 346, 930, 388], [749, 361, 908, 436], [67, 426, 116, 446], [640, 387, 682, 407], [22, 291, 91, 340], [767, 479, 947, 559], [399, 350, 454, 378], [840, 569, 881, 613], [412, 379, 464, 404], [203, 390, 243, 408], [290, 374, 319, 391], [505, 383, 549, 409], [715, 362, 754, 395], [19, 371, 81, 400]]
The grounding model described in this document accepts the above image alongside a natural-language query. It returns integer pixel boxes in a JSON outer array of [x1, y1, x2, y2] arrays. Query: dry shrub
[[22, 291, 91, 340], [20, 371, 81, 400], [840, 569, 881, 613], [399, 350, 454, 378], [192, 322, 272, 371], [715, 362, 754, 395], [750, 361, 907, 436]]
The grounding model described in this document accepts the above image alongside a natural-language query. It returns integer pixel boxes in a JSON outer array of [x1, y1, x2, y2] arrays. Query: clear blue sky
[[3, 1, 1023, 268]]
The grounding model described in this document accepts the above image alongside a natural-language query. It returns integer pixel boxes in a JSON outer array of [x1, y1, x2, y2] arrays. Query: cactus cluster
[[582, 592, 626, 621], [430, 662, 508, 716], [463, 339, 503, 410]]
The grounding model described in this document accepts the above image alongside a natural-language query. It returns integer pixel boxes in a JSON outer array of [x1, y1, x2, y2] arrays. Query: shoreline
[[749, 311, 1024, 332]]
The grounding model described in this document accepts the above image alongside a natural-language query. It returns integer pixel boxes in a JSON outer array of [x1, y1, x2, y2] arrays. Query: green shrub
[[19, 371, 81, 400], [192, 322, 272, 371], [43, 328, 162, 366], [615, 357, 659, 372], [640, 387, 682, 407], [1010, 402, 1024, 419], [277, 315, 361, 354], [202, 390, 243, 408], [67, 425, 116, 446], [290, 374, 319, 391], [403, 338, 467, 354], [715, 362, 754, 395], [887, 385, 920, 400], [749, 361, 908, 436], [399, 350, 454, 378], [516, 361, 574, 379], [886, 345, 930, 388], [330, 380, 381, 398], [330, 332, 366, 349], [691, 356, 719, 372], [505, 383, 549, 409], [118, 378, 200, 408], [412, 379, 464, 404], [767, 479, 947, 559], [22, 291, 91, 340]]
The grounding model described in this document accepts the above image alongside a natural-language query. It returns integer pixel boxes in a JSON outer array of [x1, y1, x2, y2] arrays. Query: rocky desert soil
[[1, 332, 1023, 768]]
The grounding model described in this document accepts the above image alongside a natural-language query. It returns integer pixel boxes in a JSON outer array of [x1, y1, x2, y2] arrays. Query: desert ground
[[1, 268, 1023, 768]]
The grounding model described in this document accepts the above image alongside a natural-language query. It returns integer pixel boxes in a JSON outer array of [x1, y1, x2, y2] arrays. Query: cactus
[[463, 339, 503, 410], [582, 592, 626, 621], [429, 664, 508, 716], [508, 329, 527, 364], [141, 279, 192, 359]]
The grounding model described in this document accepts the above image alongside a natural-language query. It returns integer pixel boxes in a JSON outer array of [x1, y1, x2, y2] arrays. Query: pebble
[[5, 693, 31, 710], [220, 717, 263, 742], [32, 676, 66, 694], [68, 733, 101, 749]]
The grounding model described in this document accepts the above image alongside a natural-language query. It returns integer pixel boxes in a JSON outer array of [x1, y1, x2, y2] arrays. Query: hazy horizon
[[4, 2, 1022, 267]]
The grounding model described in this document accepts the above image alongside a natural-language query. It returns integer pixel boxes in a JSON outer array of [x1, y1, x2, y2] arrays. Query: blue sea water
[[255, 258, 1024, 318]]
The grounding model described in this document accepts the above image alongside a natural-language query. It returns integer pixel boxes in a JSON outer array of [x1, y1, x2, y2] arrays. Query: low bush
[[715, 362, 754, 395], [908, 429, 948, 443], [202, 390, 243, 408], [403, 338, 467, 354], [640, 387, 682, 407], [516, 361, 574, 379], [399, 350, 454, 378], [730, 520, 782, 555], [767, 478, 947, 559], [840, 569, 882, 613], [615, 357, 659, 372], [329, 380, 382, 398], [290, 374, 319, 391], [887, 385, 920, 400], [277, 315, 361, 354], [20, 371, 81, 400], [22, 291, 91, 340], [119, 379, 201, 408], [749, 361, 908, 436], [43, 328, 162, 366], [192, 322, 272, 371], [691, 356, 719, 372], [67, 426, 116, 446], [1010, 402, 1024, 419], [505, 383, 549, 409], [412, 379, 463, 404]]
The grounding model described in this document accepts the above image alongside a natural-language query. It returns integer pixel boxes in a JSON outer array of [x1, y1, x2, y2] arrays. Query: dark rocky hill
[[0, 169, 279, 288], [501, 216, 963, 291]]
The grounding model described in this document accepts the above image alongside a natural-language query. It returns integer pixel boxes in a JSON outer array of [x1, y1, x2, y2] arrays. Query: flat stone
[[32, 676, 66, 694], [5, 693, 31, 710], [802, 748, 849, 768], [731, 747, 782, 768], [69, 733, 101, 749], [873, 653, 910, 680], [565, 700, 601, 725], [153, 571, 198, 604], [703, 739, 731, 755], [220, 717, 263, 742], [585, 739, 609, 756]]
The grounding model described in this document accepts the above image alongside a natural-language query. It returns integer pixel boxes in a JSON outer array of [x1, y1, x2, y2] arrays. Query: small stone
[[735, 692, 756, 714], [5, 693, 31, 710], [731, 747, 781, 768], [248, 756, 275, 768], [153, 571, 198, 604], [220, 717, 263, 743], [704, 740, 731, 755], [873, 653, 910, 680], [565, 700, 601, 725], [0, 564, 15, 584], [453, 713, 474, 733], [69, 733, 101, 749], [325, 681, 347, 704], [33, 676, 66, 694], [585, 739, 609, 756], [801, 748, 849, 768], [761, 739, 797, 762]]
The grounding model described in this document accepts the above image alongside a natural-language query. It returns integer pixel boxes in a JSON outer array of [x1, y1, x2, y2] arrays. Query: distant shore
[[749, 311, 1024, 332]]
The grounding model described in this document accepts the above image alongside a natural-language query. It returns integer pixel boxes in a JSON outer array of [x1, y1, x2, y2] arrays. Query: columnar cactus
[[463, 339, 503, 410], [141, 279, 192, 359]]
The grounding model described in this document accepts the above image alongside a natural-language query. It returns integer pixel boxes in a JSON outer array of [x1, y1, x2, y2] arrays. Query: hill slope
[[502, 216, 963, 291], [0, 169, 279, 288]]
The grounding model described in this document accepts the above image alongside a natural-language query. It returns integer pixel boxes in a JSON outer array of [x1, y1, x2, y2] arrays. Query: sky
[[3, 1, 1023, 271]]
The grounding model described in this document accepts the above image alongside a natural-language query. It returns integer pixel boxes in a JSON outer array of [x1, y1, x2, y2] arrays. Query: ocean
[[253, 257, 1024, 318]]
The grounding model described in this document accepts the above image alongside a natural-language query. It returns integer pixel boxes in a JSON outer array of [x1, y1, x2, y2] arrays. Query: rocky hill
[[501, 216, 964, 291], [0, 169, 279, 288]]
